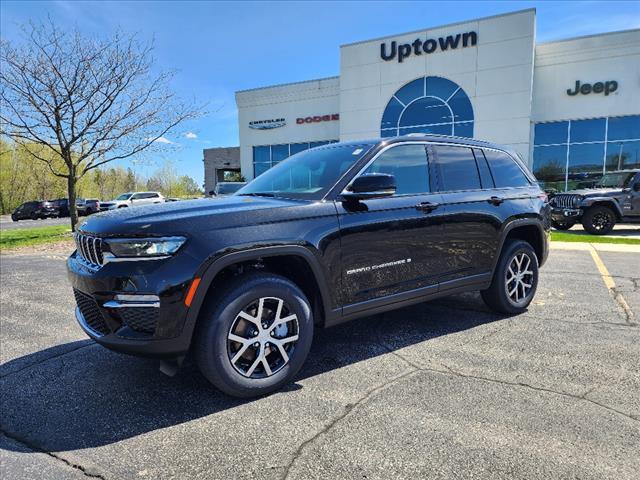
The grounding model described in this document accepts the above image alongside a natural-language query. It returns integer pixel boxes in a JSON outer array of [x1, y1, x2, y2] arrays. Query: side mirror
[[341, 173, 396, 200]]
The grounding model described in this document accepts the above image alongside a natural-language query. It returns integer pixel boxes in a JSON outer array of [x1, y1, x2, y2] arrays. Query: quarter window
[[362, 144, 430, 195], [483, 149, 530, 188], [434, 145, 481, 192]]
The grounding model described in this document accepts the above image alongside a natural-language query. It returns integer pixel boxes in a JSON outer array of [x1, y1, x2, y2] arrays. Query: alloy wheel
[[592, 211, 613, 232], [227, 297, 299, 378], [505, 252, 534, 304]]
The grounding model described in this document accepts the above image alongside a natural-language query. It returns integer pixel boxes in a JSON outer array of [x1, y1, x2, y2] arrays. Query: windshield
[[216, 183, 244, 195], [115, 193, 132, 201], [237, 144, 373, 200], [594, 172, 635, 188]]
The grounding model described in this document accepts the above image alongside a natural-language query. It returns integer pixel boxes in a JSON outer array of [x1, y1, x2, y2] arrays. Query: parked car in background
[[11, 200, 59, 221], [550, 169, 640, 234], [209, 182, 246, 197], [77, 199, 101, 215], [99, 192, 164, 210], [52, 198, 84, 217]]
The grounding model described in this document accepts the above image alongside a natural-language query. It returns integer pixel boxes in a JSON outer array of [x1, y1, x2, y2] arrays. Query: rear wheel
[[195, 272, 313, 398], [481, 240, 539, 314], [582, 205, 616, 235], [551, 220, 574, 231]]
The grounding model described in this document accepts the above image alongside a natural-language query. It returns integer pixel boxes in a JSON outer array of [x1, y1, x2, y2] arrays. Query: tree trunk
[[67, 173, 79, 232]]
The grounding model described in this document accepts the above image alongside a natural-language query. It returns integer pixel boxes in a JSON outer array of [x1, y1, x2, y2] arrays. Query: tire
[[481, 240, 539, 315], [85, 208, 93, 215], [195, 272, 314, 398], [118, 205, 127, 208], [551, 220, 574, 231], [30, 213, 37, 220], [581, 205, 616, 235]]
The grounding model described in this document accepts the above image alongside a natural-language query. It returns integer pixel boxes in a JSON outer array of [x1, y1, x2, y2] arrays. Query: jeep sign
[[380, 31, 477, 63], [567, 80, 618, 96]]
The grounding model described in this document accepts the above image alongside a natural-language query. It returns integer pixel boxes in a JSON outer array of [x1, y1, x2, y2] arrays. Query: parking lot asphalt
[[0, 215, 70, 231], [1, 246, 639, 479]]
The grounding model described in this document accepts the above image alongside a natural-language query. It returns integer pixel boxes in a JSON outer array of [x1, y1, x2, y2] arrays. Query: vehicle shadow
[[0, 292, 504, 452]]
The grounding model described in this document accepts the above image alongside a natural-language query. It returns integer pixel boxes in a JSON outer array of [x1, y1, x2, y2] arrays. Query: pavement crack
[[611, 287, 637, 326], [0, 341, 95, 379], [280, 368, 419, 480], [1, 430, 107, 479]]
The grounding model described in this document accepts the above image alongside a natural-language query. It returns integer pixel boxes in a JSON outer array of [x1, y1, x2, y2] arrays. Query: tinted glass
[[534, 122, 568, 145], [483, 149, 530, 188], [473, 149, 494, 189], [435, 145, 481, 191], [381, 97, 403, 130], [454, 122, 474, 138], [399, 124, 451, 136], [532, 145, 567, 191], [606, 140, 640, 171], [290, 143, 309, 155], [608, 115, 640, 141], [400, 97, 451, 127], [363, 144, 429, 195], [448, 89, 474, 122], [426, 77, 458, 100], [395, 78, 424, 105], [253, 146, 270, 163], [570, 118, 606, 143], [239, 144, 373, 200], [254, 162, 270, 177], [271, 144, 289, 164]]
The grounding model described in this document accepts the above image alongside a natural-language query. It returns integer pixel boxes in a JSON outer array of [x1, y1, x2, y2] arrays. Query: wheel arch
[[582, 199, 623, 220], [183, 246, 334, 347], [494, 219, 548, 272]]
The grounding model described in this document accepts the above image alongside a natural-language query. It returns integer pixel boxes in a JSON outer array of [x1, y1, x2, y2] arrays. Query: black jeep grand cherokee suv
[[68, 135, 549, 397]]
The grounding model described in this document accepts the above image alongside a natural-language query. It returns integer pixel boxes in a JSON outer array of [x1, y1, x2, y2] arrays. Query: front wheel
[[551, 220, 574, 231], [195, 272, 314, 398], [481, 240, 539, 315], [582, 206, 616, 235]]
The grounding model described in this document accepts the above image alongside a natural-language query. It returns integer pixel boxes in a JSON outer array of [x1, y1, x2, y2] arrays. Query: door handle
[[488, 196, 505, 206], [416, 201, 440, 212]]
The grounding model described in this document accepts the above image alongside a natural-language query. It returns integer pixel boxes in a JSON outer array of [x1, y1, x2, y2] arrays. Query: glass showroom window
[[380, 76, 473, 138], [533, 115, 640, 191], [253, 140, 338, 177]]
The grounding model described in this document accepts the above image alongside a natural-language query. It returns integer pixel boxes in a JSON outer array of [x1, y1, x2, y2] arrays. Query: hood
[[77, 196, 307, 236], [560, 188, 622, 196]]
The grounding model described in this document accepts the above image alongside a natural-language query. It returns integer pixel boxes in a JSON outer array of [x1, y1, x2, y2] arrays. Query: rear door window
[[434, 145, 481, 192], [483, 149, 530, 188]]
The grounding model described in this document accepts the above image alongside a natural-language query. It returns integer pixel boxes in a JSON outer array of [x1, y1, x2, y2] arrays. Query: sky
[[1, 0, 639, 186]]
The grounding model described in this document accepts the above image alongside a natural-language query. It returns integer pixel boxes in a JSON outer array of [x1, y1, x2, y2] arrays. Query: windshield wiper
[[238, 192, 276, 197]]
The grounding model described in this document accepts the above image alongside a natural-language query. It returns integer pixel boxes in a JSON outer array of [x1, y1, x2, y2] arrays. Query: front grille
[[119, 308, 159, 334], [73, 289, 110, 336], [75, 233, 104, 267], [550, 194, 580, 209]]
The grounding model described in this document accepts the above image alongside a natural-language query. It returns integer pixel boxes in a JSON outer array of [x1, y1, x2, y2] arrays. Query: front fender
[[179, 244, 334, 349], [581, 198, 624, 218]]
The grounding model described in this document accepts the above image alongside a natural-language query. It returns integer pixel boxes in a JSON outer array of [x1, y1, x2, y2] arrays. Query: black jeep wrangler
[[68, 135, 549, 397], [550, 170, 640, 234]]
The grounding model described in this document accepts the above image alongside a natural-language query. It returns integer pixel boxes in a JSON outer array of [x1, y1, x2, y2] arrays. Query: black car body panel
[[11, 200, 59, 220], [67, 135, 550, 358]]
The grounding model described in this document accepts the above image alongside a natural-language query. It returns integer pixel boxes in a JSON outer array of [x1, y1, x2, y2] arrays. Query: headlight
[[572, 195, 583, 207], [104, 236, 186, 258]]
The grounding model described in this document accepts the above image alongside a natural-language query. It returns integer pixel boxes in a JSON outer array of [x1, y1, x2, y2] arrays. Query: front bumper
[[67, 250, 200, 358], [551, 207, 582, 222]]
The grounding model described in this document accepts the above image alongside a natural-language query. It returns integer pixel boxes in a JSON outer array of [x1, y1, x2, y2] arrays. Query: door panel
[[336, 143, 447, 308], [432, 145, 512, 284]]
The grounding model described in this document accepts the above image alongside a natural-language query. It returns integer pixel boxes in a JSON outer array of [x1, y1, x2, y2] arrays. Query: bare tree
[[0, 20, 200, 229]]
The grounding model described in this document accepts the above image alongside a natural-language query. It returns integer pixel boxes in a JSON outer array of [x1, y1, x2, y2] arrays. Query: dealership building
[[204, 9, 640, 192]]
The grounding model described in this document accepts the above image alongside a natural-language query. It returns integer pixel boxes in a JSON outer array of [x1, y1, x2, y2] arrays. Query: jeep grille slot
[[75, 233, 104, 267], [550, 194, 579, 209]]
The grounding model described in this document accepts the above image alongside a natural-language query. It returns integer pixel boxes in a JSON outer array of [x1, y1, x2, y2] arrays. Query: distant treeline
[[0, 140, 202, 214]]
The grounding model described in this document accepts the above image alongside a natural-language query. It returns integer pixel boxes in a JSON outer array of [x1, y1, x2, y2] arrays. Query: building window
[[380, 76, 474, 138], [533, 115, 640, 191], [252, 140, 338, 177]]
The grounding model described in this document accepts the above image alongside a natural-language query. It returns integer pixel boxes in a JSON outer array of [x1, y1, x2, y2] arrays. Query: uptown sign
[[381, 31, 478, 63], [249, 118, 286, 129]]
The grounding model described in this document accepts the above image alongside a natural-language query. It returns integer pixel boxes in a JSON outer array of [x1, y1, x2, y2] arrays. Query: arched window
[[380, 76, 473, 138]]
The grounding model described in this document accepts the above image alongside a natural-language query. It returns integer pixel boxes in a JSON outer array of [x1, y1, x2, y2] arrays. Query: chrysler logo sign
[[380, 31, 478, 63], [249, 118, 286, 129]]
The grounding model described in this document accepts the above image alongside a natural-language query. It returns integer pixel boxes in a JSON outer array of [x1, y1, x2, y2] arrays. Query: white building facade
[[235, 9, 640, 191]]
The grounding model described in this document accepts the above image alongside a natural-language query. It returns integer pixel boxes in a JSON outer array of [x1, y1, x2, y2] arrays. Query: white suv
[[100, 192, 164, 210]]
